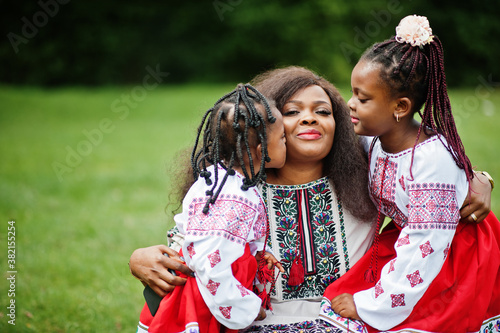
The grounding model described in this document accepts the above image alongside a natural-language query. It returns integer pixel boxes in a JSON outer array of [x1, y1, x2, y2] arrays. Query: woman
[[130, 66, 493, 332]]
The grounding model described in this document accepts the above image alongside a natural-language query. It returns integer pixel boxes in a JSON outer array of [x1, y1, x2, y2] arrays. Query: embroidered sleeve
[[181, 194, 263, 329], [353, 140, 468, 330]]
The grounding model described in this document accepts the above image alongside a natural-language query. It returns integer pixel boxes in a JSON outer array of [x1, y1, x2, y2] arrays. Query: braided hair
[[360, 21, 473, 182], [192, 83, 276, 214]]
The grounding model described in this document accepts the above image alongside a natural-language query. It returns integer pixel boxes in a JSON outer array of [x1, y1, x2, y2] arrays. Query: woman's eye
[[283, 110, 298, 116], [317, 109, 332, 115], [359, 98, 368, 103]]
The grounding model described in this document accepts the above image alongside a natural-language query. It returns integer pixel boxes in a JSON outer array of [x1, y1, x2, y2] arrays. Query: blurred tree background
[[1, 0, 499, 87]]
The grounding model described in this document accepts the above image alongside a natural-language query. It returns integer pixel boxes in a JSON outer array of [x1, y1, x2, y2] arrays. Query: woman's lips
[[351, 116, 359, 124], [297, 129, 322, 140]]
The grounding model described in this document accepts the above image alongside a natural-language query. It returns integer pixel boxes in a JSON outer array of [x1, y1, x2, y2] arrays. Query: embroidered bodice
[[260, 177, 374, 303], [354, 135, 468, 330], [174, 165, 267, 329]]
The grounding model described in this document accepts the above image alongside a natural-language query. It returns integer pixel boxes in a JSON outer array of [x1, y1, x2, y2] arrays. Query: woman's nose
[[300, 111, 318, 124]]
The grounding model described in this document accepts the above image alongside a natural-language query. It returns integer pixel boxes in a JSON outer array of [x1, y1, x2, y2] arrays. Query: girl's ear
[[394, 97, 412, 120], [256, 143, 263, 162]]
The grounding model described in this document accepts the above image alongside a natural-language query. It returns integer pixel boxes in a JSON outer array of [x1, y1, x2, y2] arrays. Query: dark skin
[[130, 67, 493, 321], [330, 60, 495, 322]]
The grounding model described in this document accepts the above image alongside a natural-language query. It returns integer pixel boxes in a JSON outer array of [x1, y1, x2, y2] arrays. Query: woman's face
[[281, 85, 335, 164]]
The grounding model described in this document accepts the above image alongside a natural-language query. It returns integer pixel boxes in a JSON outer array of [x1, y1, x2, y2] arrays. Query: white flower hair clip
[[395, 15, 434, 47]]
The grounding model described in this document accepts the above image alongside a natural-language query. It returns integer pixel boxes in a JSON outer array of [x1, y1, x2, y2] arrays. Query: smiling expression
[[281, 85, 335, 163]]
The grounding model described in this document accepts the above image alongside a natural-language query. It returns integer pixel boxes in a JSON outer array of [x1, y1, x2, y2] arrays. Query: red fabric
[[141, 244, 257, 333], [324, 212, 500, 333]]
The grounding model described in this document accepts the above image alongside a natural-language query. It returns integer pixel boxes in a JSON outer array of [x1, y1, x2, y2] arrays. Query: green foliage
[[0, 84, 499, 331], [1, 0, 499, 86]]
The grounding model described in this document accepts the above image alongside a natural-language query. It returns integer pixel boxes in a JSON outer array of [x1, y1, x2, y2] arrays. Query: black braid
[[192, 83, 276, 214]]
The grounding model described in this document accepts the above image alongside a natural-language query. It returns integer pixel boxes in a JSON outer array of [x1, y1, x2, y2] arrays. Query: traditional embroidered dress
[[321, 135, 500, 333], [242, 177, 375, 332], [138, 165, 267, 333]]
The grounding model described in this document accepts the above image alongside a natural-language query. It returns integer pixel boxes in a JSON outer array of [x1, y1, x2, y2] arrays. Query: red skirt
[[139, 244, 257, 333], [324, 212, 500, 332]]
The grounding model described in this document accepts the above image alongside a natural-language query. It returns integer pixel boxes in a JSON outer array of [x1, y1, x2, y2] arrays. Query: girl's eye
[[359, 98, 368, 103]]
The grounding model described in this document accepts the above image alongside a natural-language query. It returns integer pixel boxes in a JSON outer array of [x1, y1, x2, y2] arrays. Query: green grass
[[0, 84, 499, 332]]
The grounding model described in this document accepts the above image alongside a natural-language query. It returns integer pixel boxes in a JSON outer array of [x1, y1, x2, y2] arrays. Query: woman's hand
[[330, 293, 361, 321], [460, 172, 492, 224], [129, 245, 193, 297]]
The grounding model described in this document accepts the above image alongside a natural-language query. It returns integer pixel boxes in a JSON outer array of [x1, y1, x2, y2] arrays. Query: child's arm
[[350, 152, 469, 330]]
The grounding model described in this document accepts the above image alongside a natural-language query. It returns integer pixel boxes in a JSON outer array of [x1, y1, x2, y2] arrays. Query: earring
[[396, 114, 400, 123]]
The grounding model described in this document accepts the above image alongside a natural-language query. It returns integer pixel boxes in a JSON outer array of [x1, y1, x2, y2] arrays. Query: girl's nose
[[347, 97, 355, 110]]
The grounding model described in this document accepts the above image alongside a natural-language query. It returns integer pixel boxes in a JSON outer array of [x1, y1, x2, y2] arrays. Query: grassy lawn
[[0, 84, 499, 332]]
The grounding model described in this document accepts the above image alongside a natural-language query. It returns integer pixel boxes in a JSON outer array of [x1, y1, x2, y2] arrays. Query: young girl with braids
[[320, 15, 500, 333], [138, 84, 286, 333]]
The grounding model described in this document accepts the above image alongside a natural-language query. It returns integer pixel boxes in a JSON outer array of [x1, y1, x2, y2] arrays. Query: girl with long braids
[[321, 15, 500, 332], [138, 84, 286, 333]]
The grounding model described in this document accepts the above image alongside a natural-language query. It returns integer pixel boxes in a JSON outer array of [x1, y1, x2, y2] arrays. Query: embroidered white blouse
[[174, 165, 267, 329], [354, 135, 468, 330]]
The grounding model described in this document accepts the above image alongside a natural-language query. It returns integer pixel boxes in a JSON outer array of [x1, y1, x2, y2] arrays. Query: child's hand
[[262, 252, 285, 273], [330, 293, 361, 321], [255, 306, 267, 321]]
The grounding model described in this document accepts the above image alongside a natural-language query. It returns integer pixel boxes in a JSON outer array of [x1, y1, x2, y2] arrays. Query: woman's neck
[[266, 160, 324, 185]]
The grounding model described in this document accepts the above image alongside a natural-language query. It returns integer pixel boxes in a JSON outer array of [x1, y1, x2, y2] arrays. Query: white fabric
[[353, 135, 468, 331], [174, 165, 266, 329]]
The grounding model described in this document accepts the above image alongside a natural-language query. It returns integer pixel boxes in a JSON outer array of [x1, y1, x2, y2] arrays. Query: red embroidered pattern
[[388, 258, 396, 273], [391, 293, 406, 308], [208, 249, 221, 268], [408, 183, 459, 230], [372, 158, 397, 202], [375, 280, 384, 298], [443, 242, 450, 259], [406, 270, 424, 287], [237, 284, 250, 297], [187, 242, 196, 258], [399, 175, 406, 191], [371, 158, 406, 226], [187, 194, 265, 244], [219, 306, 232, 319], [207, 279, 220, 296], [419, 240, 434, 258], [397, 234, 410, 247]]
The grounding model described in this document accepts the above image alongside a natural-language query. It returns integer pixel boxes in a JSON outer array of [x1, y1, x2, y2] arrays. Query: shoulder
[[406, 135, 468, 200]]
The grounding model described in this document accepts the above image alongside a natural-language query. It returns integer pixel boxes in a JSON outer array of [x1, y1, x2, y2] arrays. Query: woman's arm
[[129, 244, 193, 297], [459, 171, 493, 223]]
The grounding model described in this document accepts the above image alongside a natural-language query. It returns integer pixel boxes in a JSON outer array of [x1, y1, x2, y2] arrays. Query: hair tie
[[395, 15, 434, 47]]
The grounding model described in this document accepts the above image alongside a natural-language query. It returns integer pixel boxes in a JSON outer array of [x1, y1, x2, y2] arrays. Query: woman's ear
[[394, 97, 412, 120]]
